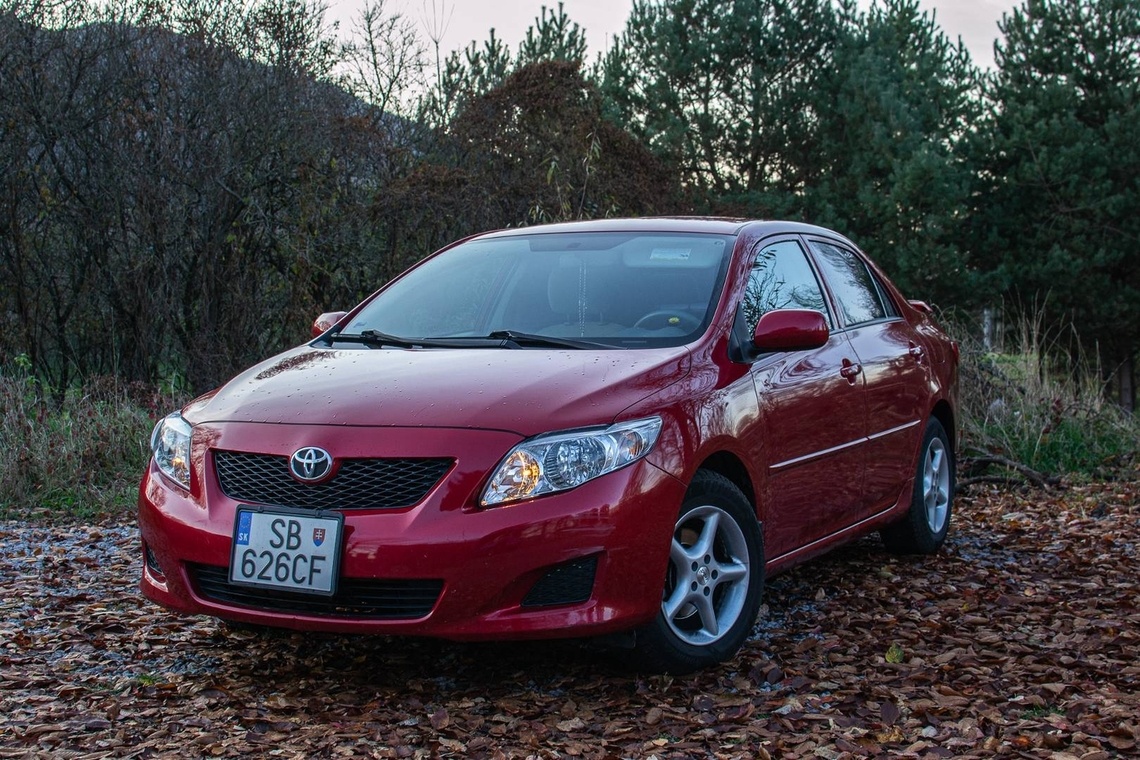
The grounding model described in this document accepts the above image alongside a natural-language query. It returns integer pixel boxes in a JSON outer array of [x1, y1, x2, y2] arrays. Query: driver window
[[744, 241, 832, 334]]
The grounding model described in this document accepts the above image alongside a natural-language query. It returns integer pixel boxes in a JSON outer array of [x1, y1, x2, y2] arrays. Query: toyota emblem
[[289, 447, 333, 482]]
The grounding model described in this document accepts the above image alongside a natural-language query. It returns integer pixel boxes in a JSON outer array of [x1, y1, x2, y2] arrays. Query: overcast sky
[[325, 0, 1020, 70]]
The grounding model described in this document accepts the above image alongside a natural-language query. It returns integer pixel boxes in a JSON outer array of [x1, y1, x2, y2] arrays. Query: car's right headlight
[[481, 417, 662, 507], [150, 412, 192, 490]]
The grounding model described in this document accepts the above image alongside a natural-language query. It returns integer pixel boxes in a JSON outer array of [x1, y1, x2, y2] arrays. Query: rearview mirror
[[311, 311, 347, 338], [752, 309, 829, 352]]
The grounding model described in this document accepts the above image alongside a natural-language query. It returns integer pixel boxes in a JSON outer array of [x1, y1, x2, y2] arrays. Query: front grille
[[190, 564, 443, 619], [522, 556, 598, 608], [214, 451, 452, 510]]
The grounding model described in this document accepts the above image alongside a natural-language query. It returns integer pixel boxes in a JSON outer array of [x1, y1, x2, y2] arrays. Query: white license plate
[[229, 508, 343, 595]]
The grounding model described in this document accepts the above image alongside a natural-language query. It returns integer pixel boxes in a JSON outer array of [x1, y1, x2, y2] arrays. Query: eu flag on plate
[[236, 511, 252, 545]]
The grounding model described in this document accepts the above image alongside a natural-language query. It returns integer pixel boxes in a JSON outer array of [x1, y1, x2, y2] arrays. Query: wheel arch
[[694, 451, 757, 517], [930, 400, 956, 457]]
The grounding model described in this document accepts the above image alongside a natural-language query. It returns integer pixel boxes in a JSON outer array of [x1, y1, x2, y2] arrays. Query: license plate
[[229, 507, 343, 595]]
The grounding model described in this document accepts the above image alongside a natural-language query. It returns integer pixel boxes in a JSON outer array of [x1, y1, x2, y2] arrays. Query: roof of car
[[475, 217, 849, 241]]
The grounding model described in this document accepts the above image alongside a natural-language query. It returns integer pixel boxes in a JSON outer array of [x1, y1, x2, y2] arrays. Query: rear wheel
[[631, 471, 764, 674], [881, 418, 954, 554]]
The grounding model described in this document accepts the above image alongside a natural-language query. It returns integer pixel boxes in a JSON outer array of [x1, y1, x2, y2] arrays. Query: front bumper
[[138, 422, 685, 640]]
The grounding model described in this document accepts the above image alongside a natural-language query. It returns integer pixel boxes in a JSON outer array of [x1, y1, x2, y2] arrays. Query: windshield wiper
[[326, 329, 456, 349], [484, 330, 608, 349], [326, 329, 608, 350]]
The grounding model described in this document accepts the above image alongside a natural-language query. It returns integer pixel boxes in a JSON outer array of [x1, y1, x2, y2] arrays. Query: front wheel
[[880, 417, 955, 554], [631, 471, 764, 674]]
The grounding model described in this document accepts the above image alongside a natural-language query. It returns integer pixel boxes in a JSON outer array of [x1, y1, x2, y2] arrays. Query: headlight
[[150, 412, 192, 490], [481, 417, 662, 506]]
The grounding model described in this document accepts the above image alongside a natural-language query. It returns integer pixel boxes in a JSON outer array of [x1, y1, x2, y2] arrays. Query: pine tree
[[807, 0, 981, 306], [973, 0, 1140, 409]]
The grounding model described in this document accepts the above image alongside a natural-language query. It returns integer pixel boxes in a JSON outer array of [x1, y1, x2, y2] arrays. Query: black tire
[[630, 470, 764, 674], [880, 418, 955, 554]]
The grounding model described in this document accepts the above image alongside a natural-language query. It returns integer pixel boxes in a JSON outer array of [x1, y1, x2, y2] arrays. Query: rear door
[[806, 238, 930, 516], [744, 238, 867, 561]]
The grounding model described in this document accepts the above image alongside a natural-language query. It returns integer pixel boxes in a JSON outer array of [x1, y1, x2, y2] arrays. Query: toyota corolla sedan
[[139, 218, 958, 673]]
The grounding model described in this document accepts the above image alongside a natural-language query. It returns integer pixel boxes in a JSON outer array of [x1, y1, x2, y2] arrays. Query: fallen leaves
[[1, 473, 1138, 758]]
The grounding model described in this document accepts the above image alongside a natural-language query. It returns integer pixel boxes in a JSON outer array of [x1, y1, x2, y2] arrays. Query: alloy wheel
[[662, 505, 750, 646], [923, 437, 950, 533]]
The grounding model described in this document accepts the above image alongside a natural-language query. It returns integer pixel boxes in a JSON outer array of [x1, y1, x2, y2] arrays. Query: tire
[[630, 470, 764, 674], [880, 417, 954, 555]]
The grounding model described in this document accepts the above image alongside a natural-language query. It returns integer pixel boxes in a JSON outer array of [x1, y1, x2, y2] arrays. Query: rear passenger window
[[744, 240, 831, 334], [809, 241, 890, 326]]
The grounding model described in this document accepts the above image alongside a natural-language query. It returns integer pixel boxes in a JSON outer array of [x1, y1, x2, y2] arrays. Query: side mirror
[[311, 311, 347, 338], [752, 309, 829, 352]]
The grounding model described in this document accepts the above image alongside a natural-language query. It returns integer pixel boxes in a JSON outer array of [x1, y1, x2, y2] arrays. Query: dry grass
[[0, 368, 184, 521], [954, 313, 1138, 478]]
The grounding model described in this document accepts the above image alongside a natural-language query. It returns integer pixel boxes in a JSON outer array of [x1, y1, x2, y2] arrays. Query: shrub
[[955, 314, 1139, 478], [0, 365, 184, 522]]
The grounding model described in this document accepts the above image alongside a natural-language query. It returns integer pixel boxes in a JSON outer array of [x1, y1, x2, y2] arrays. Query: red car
[[140, 218, 958, 672]]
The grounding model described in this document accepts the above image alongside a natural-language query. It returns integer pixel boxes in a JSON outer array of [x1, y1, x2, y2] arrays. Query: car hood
[[183, 345, 691, 436]]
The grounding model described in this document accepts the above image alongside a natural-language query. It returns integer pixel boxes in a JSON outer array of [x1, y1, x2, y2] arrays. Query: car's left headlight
[[481, 417, 663, 507], [150, 412, 192, 490]]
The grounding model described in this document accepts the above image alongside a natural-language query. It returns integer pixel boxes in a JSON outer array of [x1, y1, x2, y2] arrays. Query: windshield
[[341, 231, 734, 348]]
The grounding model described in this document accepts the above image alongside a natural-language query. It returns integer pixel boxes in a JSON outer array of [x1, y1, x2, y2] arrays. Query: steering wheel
[[633, 310, 702, 331]]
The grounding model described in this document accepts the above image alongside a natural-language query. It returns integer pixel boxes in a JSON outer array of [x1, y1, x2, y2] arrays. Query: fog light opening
[[144, 544, 166, 581], [521, 555, 599, 608]]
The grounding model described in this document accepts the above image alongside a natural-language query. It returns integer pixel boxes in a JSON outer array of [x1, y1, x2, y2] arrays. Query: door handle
[[908, 343, 925, 362], [840, 362, 862, 382]]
